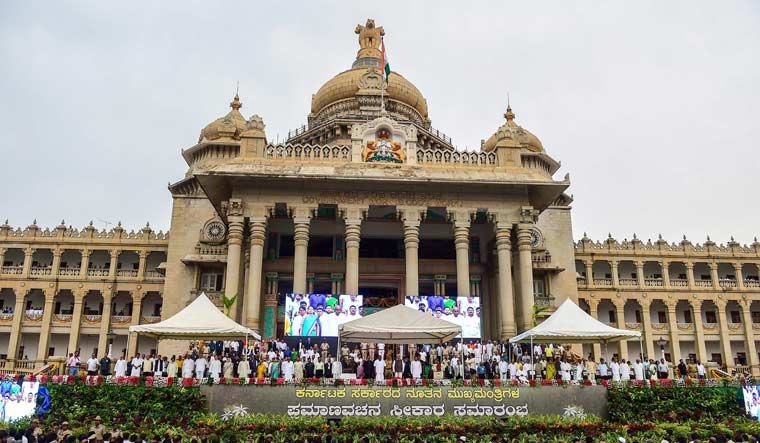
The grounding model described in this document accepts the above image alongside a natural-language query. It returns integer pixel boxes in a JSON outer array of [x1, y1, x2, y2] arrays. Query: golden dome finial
[[504, 105, 515, 122], [230, 94, 242, 111]]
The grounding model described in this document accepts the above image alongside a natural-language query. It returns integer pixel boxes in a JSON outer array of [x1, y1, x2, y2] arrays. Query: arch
[[23, 289, 45, 317], [141, 292, 163, 322], [617, 260, 637, 286], [59, 249, 82, 275], [591, 260, 612, 285], [668, 261, 688, 286], [0, 288, 16, 314], [117, 251, 139, 277], [692, 262, 712, 287], [642, 261, 663, 286], [83, 290, 104, 316], [53, 290, 74, 317]]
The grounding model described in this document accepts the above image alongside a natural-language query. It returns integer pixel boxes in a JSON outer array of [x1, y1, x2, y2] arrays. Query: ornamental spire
[[230, 94, 242, 111]]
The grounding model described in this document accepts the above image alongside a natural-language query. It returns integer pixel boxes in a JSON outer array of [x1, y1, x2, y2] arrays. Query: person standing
[[598, 358, 609, 381], [99, 354, 112, 377], [696, 360, 706, 379], [393, 355, 404, 378], [130, 355, 143, 377], [182, 356, 195, 378], [294, 358, 304, 380], [411, 356, 422, 379], [208, 356, 222, 379], [677, 359, 687, 379], [374, 356, 385, 382], [195, 354, 208, 379], [304, 358, 315, 378], [114, 355, 127, 377], [610, 358, 621, 382], [167, 356, 178, 378], [67, 353, 80, 376], [620, 359, 631, 381], [86, 353, 99, 376]]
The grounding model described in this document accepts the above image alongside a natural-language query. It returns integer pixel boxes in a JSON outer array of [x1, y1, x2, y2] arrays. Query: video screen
[[743, 385, 760, 418], [405, 295, 482, 338], [0, 381, 39, 422], [284, 294, 364, 337]]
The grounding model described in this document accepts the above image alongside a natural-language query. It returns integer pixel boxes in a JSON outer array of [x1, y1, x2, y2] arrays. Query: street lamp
[[106, 328, 117, 357], [657, 337, 667, 361]]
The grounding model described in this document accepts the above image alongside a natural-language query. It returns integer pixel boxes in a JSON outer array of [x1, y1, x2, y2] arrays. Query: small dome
[[483, 105, 543, 152], [198, 95, 248, 143]]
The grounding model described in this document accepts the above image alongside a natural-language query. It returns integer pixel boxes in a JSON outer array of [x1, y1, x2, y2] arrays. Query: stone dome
[[198, 95, 248, 143], [482, 105, 544, 152]]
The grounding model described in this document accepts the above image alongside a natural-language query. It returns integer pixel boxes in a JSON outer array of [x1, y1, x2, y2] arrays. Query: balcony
[[592, 278, 612, 286], [676, 322, 694, 332], [145, 270, 164, 279], [58, 267, 80, 276], [1, 266, 22, 275], [745, 280, 760, 288], [650, 322, 667, 331], [694, 280, 712, 288], [24, 310, 43, 321], [644, 278, 663, 287], [576, 277, 587, 286], [727, 322, 742, 331], [703, 322, 717, 331], [534, 294, 555, 307], [29, 266, 52, 276], [0, 313, 13, 323], [619, 278, 637, 287], [669, 279, 688, 287], [141, 315, 161, 324], [87, 269, 109, 277], [116, 269, 138, 278], [54, 314, 72, 322], [719, 279, 737, 289], [625, 322, 641, 330], [83, 314, 102, 323], [111, 315, 132, 325]]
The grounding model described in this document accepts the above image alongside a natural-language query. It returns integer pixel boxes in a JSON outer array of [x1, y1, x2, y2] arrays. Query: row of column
[[223, 201, 538, 339], [5, 289, 146, 360], [0, 248, 155, 279], [585, 298, 760, 372], [583, 259, 756, 290]]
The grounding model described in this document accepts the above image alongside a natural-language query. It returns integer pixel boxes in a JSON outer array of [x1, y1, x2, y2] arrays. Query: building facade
[[0, 20, 756, 374]]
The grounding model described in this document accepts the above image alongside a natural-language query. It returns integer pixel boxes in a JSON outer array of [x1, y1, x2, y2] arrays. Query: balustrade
[[145, 270, 164, 279], [719, 279, 737, 288], [669, 279, 688, 287], [111, 315, 132, 324], [534, 295, 555, 307], [676, 322, 694, 331], [58, 268, 80, 276], [727, 322, 742, 331], [644, 278, 663, 287], [86, 269, 109, 277], [1, 266, 22, 275], [625, 322, 641, 330], [703, 322, 717, 330], [54, 314, 72, 322], [416, 148, 497, 166], [650, 322, 667, 330], [753, 322, 760, 330], [24, 311, 43, 321], [264, 144, 352, 161], [116, 269, 138, 278], [576, 277, 587, 286], [29, 267, 52, 276], [142, 315, 161, 324], [745, 280, 760, 288], [83, 314, 102, 323], [694, 280, 713, 288], [592, 278, 612, 286], [619, 278, 638, 286], [0, 313, 13, 322]]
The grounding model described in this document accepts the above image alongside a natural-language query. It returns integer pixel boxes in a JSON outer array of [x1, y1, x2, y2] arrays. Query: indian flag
[[381, 36, 391, 81]]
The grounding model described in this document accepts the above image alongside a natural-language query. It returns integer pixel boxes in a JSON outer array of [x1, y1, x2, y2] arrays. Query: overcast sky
[[1, 1, 758, 245]]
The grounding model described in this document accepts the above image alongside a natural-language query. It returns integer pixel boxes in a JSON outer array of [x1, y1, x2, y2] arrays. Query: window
[[737, 352, 747, 365], [705, 311, 717, 323], [730, 311, 741, 323], [688, 353, 696, 363], [711, 353, 722, 364], [635, 310, 641, 323], [200, 271, 224, 291], [362, 238, 404, 258], [683, 310, 692, 323], [657, 311, 667, 323], [279, 235, 295, 257], [419, 239, 455, 259], [308, 236, 334, 257], [608, 310, 616, 323], [533, 279, 546, 297], [752, 312, 760, 324]]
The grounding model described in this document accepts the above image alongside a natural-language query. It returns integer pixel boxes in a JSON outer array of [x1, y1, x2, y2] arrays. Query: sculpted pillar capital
[[399, 207, 423, 226], [249, 219, 267, 247], [449, 209, 473, 228], [516, 224, 533, 250], [495, 226, 511, 250], [291, 206, 314, 225]]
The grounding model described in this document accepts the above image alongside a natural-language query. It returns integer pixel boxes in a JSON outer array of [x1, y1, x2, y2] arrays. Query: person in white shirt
[[86, 353, 99, 376], [290, 307, 306, 336], [320, 308, 338, 336], [498, 359, 508, 382], [620, 360, 631, 381], [598, 359, 609, 380], [182, 357, 195, 378], [208, 356, 222, 378], [410, 357, 422, 379], [450, 356, 460, 378], [610, 359, 621, 382], [331, 357, 342, 379], [633, 359, 645, 381], [560, 360, 571, 381], [508, 361, 517, 380], [130, 355, 143, 377], [195, 355, 208, 379], [114, 356, 127, 377], [696, 360, 706, 379], [373, 357, 385, 382], [575, 360, 584, 381], [281, 359, 294, 380]]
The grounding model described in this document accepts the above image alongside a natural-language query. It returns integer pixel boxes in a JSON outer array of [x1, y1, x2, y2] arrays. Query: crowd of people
[[62, 337, 707, 383]]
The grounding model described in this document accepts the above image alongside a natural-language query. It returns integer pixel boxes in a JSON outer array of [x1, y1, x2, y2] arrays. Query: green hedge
[[607, 386, 744, 422]]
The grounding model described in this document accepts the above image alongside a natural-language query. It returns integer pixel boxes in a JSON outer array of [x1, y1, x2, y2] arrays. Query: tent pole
[[530, 336, 534, 371]]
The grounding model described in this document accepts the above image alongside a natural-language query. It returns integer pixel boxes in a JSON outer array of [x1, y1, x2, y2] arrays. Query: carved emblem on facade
[[362, 128, 404, 163]]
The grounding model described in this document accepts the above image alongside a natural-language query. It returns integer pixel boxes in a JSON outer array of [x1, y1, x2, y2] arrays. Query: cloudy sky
[[1, 1, 758, 245]]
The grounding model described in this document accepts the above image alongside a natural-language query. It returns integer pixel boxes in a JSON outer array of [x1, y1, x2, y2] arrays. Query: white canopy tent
[[129, 292, 261, 341], [338, 304, 462, 344], [509, 298, 641, 344]]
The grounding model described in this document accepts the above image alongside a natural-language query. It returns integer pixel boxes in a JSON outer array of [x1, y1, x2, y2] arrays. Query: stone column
[[97, 291, 113, 357], [611, 260, 620, 288], [344, 208, 363, 296], [740, 300, 759, 375], [245, 217, 267, 332], [21, 247, 33, 278], [585, 260, 594, 287], [735, 263, 745, 290], [715, 299, 734, 369], [80, 249, 91, 278], [615, 300, 629, 360], [666, 301, 681, 362], [292, 207, 312, 294], [452, 211, 471, 297], [516, 223, 534, 331], [137, 250, 148, 279], [494, 220, 515, 339], [0, 248, 6, 270], [588, 299, 602, 359], [127, 292, 143, 357], [401, 209, 421, 297], [51, 249, 62, 277], [685, 262, 695, 290], [108, 250, 120, 279], [434, 275, 447, 296], [640, 299, 656, 360], [36, 289, 55, 360], [7, 291, 26, 361], [710, 262, 721, 290], [635, 260, 646, 288], [661, 260, 671, 289], [67, 290, 85, 355], [224, 207, 245, 320], [691, 299, 708, 364]]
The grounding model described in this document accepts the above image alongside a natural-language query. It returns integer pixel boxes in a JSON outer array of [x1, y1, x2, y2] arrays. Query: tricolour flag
[[381, 36, 391, 81]]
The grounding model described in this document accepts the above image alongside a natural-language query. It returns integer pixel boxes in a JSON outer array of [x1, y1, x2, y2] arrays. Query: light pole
[[657, 337, 667, 361], [106, 328, 116, 357]]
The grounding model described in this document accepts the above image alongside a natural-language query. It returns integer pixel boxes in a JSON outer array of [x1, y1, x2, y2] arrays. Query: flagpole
[[380, 36, 386, 112]]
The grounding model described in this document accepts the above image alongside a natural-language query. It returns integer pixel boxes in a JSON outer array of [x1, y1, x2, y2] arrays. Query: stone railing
[[669, 279, 688, 287], [1, 266, 23, 275], [531, 251, 553, 264], [24, 311, 43, 321], [416, 148, 497, 167], [625, 322, 641, 330], [727, 322, 742, 331], [54, 314, 72, 322], [0, 313, 13, 322], [117, 269, 138, 277], [2, 224, 168, 241], [142, 315, 161, 324], [574, 235, 760, 254], [619, 278, 638, 286], [719, 279, 737, 288], [264, 144, 352, 162], [644, 278, 663, 287], [29, 266, 52, 276], [145, 270, 164, 279], [694, 280, 713, 288], [650, 322, 667, 330], [58, 268, 80, 276], [703, 322, 717, 331], [677, 322, 693, 331], [576, 277, 587, 286], [87, 269, 110, 277], [83, 314, 102, 323], [745, 280, 760, 288], [534, 295, 555, 307], [592, 278, 611, 286], [195, 244, 228, 256], [753, 322, 760, 330]]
